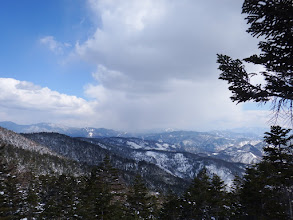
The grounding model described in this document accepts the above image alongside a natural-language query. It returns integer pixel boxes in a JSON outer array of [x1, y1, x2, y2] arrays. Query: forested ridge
[[0, 125, 292, 219]]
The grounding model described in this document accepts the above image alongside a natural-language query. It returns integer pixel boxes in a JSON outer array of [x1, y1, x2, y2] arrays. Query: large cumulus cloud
[[75, 0, 268, 131], [77, 0, 259, 83], [5, 0, 269, 131]]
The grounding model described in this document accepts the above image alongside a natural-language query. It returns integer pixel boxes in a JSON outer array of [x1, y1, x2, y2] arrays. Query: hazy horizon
[[0, 120, 269, 135]]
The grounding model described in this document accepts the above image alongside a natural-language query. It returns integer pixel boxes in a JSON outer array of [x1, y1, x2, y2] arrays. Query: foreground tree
[[181, 169, 229, 219], [217, 0, 293, 124], [127, 175, 158, 219], [77, 156, 127, 219], [217, 2, 293, 218], [263, 126, 293, 218], [239, 126, 293, 219], [263, 126, 293, 172], [159, 191, 183, 220]]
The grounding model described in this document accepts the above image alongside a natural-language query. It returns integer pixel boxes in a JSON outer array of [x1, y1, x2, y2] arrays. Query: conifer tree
[[181, 169, 229, 219], [98, 155, 125, 201], [77, 168, 113, 219], [40, 175, 61, 219], [55, 175, 77, 218], [159, 191, 182, 220], [209, 174, 228, 219], [263, 126, 293, 173], [127, 175, 157, 219], [217, 0, 293, 124], [19, 172, 41, 219], [240, 165, 267, 219], [239, 126, 293, 219], [77, 156, 126, 219], [263, 126, 293, 218], [216, 0, 293, 218], [227, 175, 244, 219], [40, 174, 79, 219], [96, 155, 126, 219], [24, 180, 40, 220], [181, 168, 211, 219], [0, 143, 22, 219]]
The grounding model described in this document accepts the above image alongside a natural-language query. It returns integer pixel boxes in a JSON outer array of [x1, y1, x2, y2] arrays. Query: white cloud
[[76, 0, 259, 84], [88, 0, 167, 31], [84, 76, 269, 132], [0, 78, 97, 127], [74, 0, 267, 131], [40, 36, 71, 54], [5, 0, 269, 131]]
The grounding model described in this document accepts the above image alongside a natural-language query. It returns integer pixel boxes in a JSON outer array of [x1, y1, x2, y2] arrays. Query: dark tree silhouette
[[217, 0, 293, 125], [238, 126, 293, 219]]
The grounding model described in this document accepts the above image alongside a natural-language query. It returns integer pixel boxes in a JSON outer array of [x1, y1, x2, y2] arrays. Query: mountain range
[[1, 121, 264, 164], [0, 121, 267, 138], [0, 121, 267, 192], [0, 121, 129, 137]]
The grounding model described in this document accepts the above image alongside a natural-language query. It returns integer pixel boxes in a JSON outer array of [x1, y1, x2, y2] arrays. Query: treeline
[[1, 126, 292, 219]]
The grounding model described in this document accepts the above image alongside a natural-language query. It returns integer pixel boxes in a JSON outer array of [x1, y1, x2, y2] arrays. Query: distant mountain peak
[[165, 128, 176, 132]]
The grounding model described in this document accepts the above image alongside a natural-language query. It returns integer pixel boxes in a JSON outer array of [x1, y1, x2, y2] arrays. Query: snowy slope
[[0, 126, 58, 156], [1, 121, 265, 164], [81, 137, 245, 187], [131, 150, 242, 187]]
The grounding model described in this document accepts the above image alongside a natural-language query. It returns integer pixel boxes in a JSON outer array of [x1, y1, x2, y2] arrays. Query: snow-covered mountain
[[135, 131, 264, 164], [20, 132, 246, 188], [0, 121, 129, 138], [0, 126, 89, 175], [0, 121, 269, 191], [80, 137, 245, 187], [0, 126, 58, 156], [1, 121, 265, 165], [0, 122, 268, 193], [212, 144, 263, 164], [0, 126, 189, 193], [88, 137, 181, 152], [23, 132, 190, 193]]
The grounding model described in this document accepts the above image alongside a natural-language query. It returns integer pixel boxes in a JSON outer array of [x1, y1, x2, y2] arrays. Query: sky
[[0, 0, 271, 132]]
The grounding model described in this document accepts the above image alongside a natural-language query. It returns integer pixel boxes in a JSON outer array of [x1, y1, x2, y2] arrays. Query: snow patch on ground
[[233, 152, 259, 164], [237, 140, 262, 148], [127, 141, 142, 149], [155, 143, 169, 150], [174, 153, 192, 173], [144, 151, 173, 174], [205, 164, 234, 187], [183, 140, 193, 146]]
